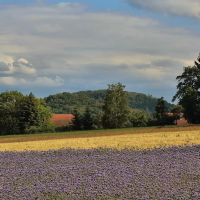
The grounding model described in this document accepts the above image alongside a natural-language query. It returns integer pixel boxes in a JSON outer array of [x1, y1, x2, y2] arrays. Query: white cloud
[[0, 76, 64, 87], [0, 77, 26, 86], [124, 0, 200, 18], [17, 58, 30, 64], [7, 59, 36, 75], [34, 76, 64, 87]]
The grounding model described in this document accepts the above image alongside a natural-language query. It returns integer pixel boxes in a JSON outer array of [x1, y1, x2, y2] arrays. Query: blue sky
[[0, 0, 200, 104]]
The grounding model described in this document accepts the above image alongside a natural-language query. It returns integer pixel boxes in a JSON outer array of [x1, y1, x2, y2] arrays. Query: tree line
[[70, 83, 181, 131], [1, 53, 200, 135], [0, 91, 54, 135], [44, 89, 174, 114], [0, 85, 175, 135]]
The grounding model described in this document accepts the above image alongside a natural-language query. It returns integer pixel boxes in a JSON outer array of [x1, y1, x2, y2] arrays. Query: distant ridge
[[44, 90, 174, 114]]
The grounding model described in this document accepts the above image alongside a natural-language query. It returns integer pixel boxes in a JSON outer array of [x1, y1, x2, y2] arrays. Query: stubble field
[[0, 126, 200, 151]]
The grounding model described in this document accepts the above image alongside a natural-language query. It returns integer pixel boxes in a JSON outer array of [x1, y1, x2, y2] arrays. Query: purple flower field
[[0, 145, 200, 200]]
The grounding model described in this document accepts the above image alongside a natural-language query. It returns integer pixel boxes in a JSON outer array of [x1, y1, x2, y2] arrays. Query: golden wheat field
[[0, 126, 200, 151]]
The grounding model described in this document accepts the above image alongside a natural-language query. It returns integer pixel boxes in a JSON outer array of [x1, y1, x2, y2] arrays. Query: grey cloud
[[9, 59, 37, 75], [0, 62, 9, 71], [152, 59, 185, 69], [13, 60, 33, 69], [23, 57, 51, 69], [124, 0, 200, 19], [119, 64, 129, 69], [133, 64, 151, 69], [83, 63, 131, 79]]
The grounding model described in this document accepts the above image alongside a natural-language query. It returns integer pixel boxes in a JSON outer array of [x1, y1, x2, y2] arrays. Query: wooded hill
[[44, 90, 174, 115]]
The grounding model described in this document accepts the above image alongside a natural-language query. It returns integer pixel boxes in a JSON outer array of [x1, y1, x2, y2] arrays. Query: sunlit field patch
[[0, 126, 200, 151]]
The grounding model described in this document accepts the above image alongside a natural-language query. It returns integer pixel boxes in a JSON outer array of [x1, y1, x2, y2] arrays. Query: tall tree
[[172, 53, 200, 123], [83, 107, 93, 130], [155, 97, 168, 125], [102, 83, 130, 129], [71, 107, 82, 130], [37, 98, 54, 132], [19, 93, 40, 133], [0, 91, 24, 135]]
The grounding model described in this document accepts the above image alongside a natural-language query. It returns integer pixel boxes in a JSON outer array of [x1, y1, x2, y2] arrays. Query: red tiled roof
[[51, 114, 74, 127]]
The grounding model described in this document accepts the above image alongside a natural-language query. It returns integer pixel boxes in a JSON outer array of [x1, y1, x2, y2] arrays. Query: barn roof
[[51, 114, 74, 127]]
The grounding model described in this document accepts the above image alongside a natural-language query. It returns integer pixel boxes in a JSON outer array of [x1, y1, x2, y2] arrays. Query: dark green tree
[[0, 91, 54, 135], [19, 93, 40, 133], [37, 98, 54, 132], [172, 54, 200, 124], [102, 83, 130, 129], [0, 91, 24, 135], [155, 97, 168, 125], [83, 107, 93, 130], [71, 107, 82, 130]]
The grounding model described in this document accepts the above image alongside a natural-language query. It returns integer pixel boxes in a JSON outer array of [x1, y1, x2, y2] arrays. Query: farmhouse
[[167, 113, 188, 125], [51, 114, 74, 127]]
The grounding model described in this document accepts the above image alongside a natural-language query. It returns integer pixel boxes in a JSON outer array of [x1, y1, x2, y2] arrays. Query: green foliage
[[130, 109, 153, 127], [0, 91, 24, 135], [71, 107, 82, 130], [55, 125, 73, 132], [83, 107, 94, 130], [102, 83, 130, 129], [154, 97, 176, 126], [0, 91, 54, 135], [18, 93, 40, 134], [44, 92, 100, 114], [92, 111, 104, 130], [37, 99, 55, 132], [172, 54, 200, 124], [44, 90, 174, 115], [155, 97, 168, 125]]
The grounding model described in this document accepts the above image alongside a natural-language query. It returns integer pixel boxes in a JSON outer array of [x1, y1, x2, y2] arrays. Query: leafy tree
[[130, 109, 152, 127], [102, 83, 130, 129], [155, 97, 168, 125], [92, 110, 104, 130], [0, 91, 24, 135], [71, 107, 82, 130], [0, 91, 54, 135], [19, 93, 40, 133], [172, 54, 200, 123], [83, 107, 93, 130], [37, 99, 54, 132]]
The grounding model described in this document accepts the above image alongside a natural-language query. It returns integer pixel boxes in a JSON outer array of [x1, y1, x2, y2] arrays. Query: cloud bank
[[124, 0, 200, 18], [0, 59, 64, 87], [0, 2, 199, 101]]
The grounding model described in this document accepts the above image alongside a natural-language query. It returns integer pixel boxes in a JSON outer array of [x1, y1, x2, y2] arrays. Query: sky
[[0, 0, 200, 103]]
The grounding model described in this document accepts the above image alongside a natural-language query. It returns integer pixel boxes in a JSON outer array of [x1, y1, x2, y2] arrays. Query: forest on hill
[[44, 90, 174, 114]]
